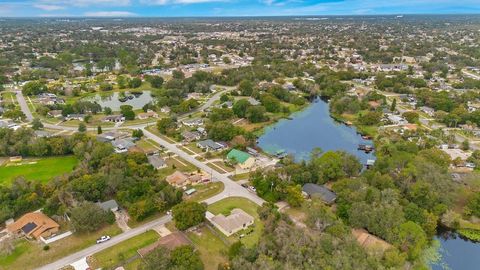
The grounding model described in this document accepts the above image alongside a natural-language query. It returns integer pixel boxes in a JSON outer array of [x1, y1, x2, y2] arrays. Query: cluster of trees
[[227, 202, 408, 270], [22, 81, 48, 96], [141, 245, 203, 270], [244, 134, 458, 267], [0, 128, 183, 225], [172, 201, 207, 230], [120, 105, 135, 120], [375, 73, 427, 93], [251, 150, 361, 203], [0, 128, 74, 156], [70, 202, 115, 233]]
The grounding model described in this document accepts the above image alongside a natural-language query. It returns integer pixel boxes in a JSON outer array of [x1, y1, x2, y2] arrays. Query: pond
[[257, 98, 375, 164], [84, 91, 154, 111], [431, 230, 480, 270]]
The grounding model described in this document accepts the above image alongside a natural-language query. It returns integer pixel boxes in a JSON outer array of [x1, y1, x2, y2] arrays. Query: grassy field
[[90, 230, 159, 270], [231, 172, 250, 181], [0, 224, 121, 270], [207, 197, 262, 247], [186, 182, 224, 202], [0, 156, 78, 185], [187, 226, 228, 270]]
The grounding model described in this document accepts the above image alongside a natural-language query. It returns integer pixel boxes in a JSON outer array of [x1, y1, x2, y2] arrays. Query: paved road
[[14, 91, 33, 121], [142, 128, 265, 206], [36, 215, 172, 270], [178, 85, 235, 120]]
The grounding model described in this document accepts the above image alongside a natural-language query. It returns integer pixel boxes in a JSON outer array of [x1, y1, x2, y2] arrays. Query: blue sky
[[0, 0, 479, 17]]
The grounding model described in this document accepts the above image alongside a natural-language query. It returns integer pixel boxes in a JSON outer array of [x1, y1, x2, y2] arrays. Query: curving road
[[142, 128, 265, 206], [17, 87, 265, 270]]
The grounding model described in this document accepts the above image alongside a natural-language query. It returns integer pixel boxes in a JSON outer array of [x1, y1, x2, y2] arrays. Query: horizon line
[[2, 13, 480, 19]]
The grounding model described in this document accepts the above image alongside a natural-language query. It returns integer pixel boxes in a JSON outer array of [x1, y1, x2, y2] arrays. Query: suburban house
[[247, 97, 261, 106], [181, 119, 203, 127], [206, 208, 254, 237], [302, 183, 337, 204], [386, 114, 408, 125], [103, 115, 125, 123], [419, 106, 435, 117], [160, 106, 171, 113], [47, 110, 63, 118], [137, 110, 159, 120], [111, 138, 136, 153], [148, 155, 167, 169], [96, 199, 119, 212], [187, 93, 202, 100], [165, 171, 203, 187], [197, 139, 226, 152], [34, 130, 51, 138], [7, 212, 60, 240], [226, 149, 255, 169], [181, 131, 202, 143], [65, 114, 86, 121], [97, 131, 130, 143]]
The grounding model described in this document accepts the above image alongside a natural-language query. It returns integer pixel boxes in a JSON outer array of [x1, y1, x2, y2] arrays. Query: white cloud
[[34, 4, 65, 11], [140, 0, 226, 5], [37, 0, 131, 7], [84, 11, 137, 17]]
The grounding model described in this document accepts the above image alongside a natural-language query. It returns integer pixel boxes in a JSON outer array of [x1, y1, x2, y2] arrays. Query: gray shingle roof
[[302, 183, 337, 204]]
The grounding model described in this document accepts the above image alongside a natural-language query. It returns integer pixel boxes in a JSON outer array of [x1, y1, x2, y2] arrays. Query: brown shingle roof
[[7, 212, 60, 239]]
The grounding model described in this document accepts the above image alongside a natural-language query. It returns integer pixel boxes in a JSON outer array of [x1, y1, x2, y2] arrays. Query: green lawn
[[186, 182, 224, 202], [0, 156, 78, 185], [207, 197, 263, 247], [90, 230, 159, 269], [187, 226, 228, 270], [231, 172, 250, 181], [0, 224, 121, 270]]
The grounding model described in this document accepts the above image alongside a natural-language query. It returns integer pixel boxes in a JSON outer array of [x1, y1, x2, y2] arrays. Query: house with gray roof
[[206, 208, 254, 237], [197, 139, 226, 152], [111, 138, 136, 153], [148, 155, 167, 169], [96, 199, 119, 212], [302, 183, 337, 204]]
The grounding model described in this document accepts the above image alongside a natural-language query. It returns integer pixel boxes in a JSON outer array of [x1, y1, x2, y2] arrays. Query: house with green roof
[[226, 149, 256, 169]]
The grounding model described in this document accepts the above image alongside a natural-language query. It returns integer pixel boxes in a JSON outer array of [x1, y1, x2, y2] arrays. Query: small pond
[[84, 91, 154, 111], [257, 98, 375, 164]]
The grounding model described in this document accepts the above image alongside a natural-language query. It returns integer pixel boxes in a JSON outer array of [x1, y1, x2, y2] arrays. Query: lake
[[84, 91, 154, 111], [257, 98, 375, 164], [431, 230, 480, 270]]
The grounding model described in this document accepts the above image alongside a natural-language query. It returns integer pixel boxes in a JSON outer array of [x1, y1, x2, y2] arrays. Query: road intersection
[[13, 89, 265, 270]]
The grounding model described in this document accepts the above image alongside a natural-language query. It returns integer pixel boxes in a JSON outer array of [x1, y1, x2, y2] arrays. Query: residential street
[[14, 91, 33, 121], [141, 128, 266, 206], [19, 88, 265, 270], [36, 215, 172, 270]]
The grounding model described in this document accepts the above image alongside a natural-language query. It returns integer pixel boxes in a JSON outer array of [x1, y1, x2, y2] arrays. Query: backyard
[[187, 226, 228, 270], [207, 197, 263, 247], [0, 156, 78, 185]]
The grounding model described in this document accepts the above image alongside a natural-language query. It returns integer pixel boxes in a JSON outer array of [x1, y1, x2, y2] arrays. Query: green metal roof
[[227, 149, 252, 164]]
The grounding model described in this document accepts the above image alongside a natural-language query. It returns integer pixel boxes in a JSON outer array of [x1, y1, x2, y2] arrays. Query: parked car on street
[[96, 235, 111, 244]]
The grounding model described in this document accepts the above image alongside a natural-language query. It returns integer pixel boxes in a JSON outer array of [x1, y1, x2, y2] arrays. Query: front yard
[[0, 224, 122, 270], [89, 230, 159, 270]]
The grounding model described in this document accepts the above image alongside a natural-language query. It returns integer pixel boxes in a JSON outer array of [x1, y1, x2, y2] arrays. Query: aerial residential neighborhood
[[1, 2, 480, 270]]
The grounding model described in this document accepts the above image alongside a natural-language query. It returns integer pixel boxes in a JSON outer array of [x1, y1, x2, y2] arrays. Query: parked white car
[[96, 235, 111, 244]]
